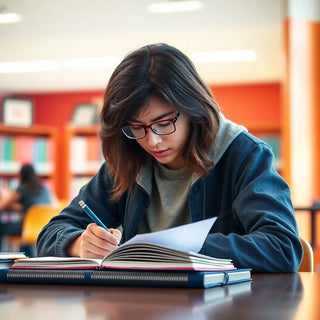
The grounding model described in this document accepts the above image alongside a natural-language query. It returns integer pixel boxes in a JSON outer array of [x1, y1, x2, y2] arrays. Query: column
[[283, 0, 320, 204]]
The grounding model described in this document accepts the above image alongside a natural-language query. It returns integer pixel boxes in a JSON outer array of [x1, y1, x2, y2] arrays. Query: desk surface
[[0, 272, 319, 320]]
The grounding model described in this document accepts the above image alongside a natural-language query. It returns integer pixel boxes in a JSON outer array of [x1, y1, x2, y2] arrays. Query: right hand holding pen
[[68, 223, 122, 258]]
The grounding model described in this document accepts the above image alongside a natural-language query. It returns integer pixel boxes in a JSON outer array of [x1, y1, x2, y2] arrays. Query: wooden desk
[[0, 273, 319, 320]]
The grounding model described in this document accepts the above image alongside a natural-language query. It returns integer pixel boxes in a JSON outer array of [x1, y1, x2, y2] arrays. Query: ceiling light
[[0, 13, 22, 24], [64, 56, 122, 70], [191, 50, 257, 63], [0, 60, 59, 73], [148, 1, 203, 13]]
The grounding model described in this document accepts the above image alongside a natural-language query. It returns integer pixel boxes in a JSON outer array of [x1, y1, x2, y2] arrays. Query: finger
[[79, 233, 111, 258], [89, 224, 119, 246], [80, 244, 109, 259], [109, 228, 122, 244], [80, 224, 120, 258]]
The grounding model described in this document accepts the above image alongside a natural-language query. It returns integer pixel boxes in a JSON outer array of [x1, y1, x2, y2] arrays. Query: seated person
[[0, 164, 55, 255], [37, 43, 302, 272]]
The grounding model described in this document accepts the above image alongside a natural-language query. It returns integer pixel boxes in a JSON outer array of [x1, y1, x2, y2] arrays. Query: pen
[[78, 200, 110, 232]]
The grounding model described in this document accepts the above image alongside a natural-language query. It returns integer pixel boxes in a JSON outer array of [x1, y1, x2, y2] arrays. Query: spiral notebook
[[0, 268, 252, 288]]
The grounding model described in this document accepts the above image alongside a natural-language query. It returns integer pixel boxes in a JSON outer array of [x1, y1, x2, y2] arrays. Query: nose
[[145, 128, 163, 146]]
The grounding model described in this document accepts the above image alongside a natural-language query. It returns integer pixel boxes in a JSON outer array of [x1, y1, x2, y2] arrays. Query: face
[[128, 97, 190, 170]]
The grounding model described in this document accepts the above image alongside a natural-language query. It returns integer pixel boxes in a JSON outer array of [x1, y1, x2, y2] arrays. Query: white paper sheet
[[124, 217, 217, 253]]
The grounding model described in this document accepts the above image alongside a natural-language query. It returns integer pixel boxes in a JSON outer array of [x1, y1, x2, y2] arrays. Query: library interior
[[0, 0, 320, 264], [0, 1, 320, 319]]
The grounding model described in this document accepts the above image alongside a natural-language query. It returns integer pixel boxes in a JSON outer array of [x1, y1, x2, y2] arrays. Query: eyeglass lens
[[123, 120, 175, 139]]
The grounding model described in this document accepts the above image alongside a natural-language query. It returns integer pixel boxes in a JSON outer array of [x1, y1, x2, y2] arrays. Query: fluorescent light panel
[[0, 60, 59, 73], [0, 56, 123, 73], [0, 13, 22, 24], [192, 50, 257, 63], [148, 1, 203, 13], [64, 56, 122, 70], [0, 50, 256, 74]]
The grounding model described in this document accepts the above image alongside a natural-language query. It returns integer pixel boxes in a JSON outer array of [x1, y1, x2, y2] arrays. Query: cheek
[[136, 139, 146, 150], [175, 131, 190, 150], [174, 121, 191, 149]]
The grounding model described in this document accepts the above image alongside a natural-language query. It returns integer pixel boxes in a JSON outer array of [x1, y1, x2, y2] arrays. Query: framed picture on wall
[[1, 97, 34, 127], [71, 104, 99, 127]]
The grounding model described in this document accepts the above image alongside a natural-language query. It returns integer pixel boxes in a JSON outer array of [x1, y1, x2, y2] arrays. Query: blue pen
[[79, 200, 110, 232]]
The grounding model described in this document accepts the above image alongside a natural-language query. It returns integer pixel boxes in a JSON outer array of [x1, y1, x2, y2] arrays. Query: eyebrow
[[129, 111, 176, 124]]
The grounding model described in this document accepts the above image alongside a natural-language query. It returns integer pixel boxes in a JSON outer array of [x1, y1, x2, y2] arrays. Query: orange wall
[[210, 83, 281, 128]]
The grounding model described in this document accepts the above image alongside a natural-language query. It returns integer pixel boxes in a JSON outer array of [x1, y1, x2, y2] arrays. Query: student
[[0, 163, 54, 254], [37, 43, 302, 272]]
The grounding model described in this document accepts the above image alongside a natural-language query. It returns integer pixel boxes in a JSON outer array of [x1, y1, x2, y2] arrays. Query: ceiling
[[0, 0, 287, 93]]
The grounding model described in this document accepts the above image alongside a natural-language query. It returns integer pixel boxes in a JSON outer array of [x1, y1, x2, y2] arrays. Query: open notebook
[[11, 217, 235, 271]]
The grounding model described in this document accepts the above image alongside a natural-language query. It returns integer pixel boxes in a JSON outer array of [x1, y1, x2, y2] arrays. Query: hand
[[67, 223, 122, 258]]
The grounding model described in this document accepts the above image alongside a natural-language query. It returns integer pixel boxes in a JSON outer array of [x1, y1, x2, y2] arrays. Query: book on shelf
[[33, 137, 54, 174], [0, 219, 252, 288], [16, 135, 34, 167], [86, 135, 103, 172], [0, 135, 54, 175], [70, 136, 102, 174]]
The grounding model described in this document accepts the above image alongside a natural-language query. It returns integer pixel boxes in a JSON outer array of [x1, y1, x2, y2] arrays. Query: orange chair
[[3, 203, 63, 251], [298, 237, 314, 272]]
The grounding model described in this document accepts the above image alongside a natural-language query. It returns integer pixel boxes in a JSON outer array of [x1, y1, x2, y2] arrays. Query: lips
[[152, 149, 169, 158]]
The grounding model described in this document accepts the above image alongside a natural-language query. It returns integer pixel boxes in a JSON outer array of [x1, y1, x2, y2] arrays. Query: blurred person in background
[[0, 163, 55, 256]]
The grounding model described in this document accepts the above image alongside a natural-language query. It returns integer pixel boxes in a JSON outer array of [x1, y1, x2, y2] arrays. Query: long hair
[[19, 164, 42, 193], [99, 43, 220, 201]]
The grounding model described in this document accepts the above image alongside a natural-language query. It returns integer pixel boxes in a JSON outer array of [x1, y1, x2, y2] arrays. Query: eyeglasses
[[122, 113, 180, 140]]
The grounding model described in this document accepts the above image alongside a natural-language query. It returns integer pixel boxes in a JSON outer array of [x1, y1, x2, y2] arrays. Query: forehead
[[136, 97, 176, 121]]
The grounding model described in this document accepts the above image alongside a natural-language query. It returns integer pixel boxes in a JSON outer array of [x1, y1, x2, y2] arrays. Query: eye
[[156, 120, 171, 128], [130, 126, 144, 132]]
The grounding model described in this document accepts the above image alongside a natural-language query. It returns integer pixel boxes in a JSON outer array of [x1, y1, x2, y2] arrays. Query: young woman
[[37, 43, 302, 272]]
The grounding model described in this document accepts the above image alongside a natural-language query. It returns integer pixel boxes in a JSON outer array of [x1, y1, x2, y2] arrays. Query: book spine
[[16, 135, 34, 166], [70, 136, 87, 174], [86, 135, 100, 173]]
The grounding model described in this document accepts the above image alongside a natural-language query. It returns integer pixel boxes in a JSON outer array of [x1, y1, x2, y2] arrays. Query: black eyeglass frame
[[122, 112, 180, 140]]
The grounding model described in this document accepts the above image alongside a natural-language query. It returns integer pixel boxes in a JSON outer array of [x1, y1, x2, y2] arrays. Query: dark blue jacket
[[37, 131, 302, 272]]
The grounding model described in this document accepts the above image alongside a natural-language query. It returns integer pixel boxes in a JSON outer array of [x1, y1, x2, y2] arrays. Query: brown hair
[[99, 43, 220, 201], [20, 163, 42, 193]]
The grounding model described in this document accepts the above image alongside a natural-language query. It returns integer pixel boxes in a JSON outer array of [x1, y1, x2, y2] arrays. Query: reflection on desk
[[0, 273, 319, 320]]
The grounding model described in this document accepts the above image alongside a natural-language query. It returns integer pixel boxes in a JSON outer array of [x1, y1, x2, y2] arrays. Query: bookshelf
[[61, 125, 103, 200], [0, 124, 59, 198]]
